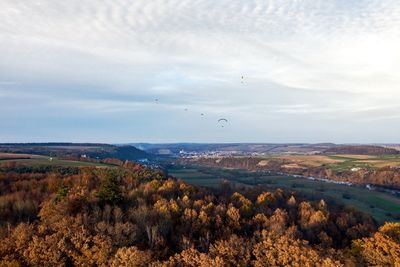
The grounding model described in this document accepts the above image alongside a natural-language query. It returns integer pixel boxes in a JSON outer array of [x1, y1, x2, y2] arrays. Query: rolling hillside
[[0, 143, 153, 161], [324, 145, 400, 155]]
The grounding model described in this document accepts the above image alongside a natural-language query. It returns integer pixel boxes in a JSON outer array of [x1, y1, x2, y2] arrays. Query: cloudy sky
[[1, 0, 400, 143]]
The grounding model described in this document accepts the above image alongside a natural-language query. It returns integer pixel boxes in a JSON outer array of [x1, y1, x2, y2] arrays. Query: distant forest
[[325, 145, 400, 155], [0, 160, 399, 266]]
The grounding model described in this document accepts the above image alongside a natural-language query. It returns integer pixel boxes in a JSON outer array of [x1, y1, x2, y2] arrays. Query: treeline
[[324, 145, 399, 155], [0, 165, 80, 175], [0, 163, 399, 266], [0, 143, 114, 147]]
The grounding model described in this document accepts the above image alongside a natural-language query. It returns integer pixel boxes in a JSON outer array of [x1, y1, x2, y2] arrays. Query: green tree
[[55, 184, 69, 203], [98, 172, 122, 205]]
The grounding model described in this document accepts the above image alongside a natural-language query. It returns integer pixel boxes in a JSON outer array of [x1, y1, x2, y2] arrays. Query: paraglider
[[218, 118, 228, 127], [241, 76, 244, 84], [155, 98, 159, 104]]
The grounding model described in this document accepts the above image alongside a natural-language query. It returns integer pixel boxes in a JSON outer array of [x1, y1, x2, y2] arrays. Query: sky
[[0, 0, 400, 143]]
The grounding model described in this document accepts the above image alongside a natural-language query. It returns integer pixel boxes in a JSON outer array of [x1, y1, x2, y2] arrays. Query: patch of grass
[[366, 196, 400, 213], [328, 155, 359, 161], [325, 161, 376, 171]]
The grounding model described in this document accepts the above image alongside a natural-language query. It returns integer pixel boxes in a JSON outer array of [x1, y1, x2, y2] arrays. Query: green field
[[168, 165, 400, 224], [325, 154, 400, 171], [0, 154, 113, 168]]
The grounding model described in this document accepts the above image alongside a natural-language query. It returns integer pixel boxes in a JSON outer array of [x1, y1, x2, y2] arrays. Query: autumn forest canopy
[[0, 159, 399, 266]]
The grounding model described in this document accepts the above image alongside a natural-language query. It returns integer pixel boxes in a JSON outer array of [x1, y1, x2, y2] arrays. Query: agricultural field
[[167, 164, 400, 224], [273, 154, 400, 171], [0, 152, 42, 160], [0, 153, 112, 168]]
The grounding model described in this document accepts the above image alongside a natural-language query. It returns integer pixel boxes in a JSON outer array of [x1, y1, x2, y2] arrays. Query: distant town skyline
[[1, 1, 400, 143]]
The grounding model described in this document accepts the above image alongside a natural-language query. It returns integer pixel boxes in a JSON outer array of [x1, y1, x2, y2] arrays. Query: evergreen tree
[[98, 172, 122, 205]]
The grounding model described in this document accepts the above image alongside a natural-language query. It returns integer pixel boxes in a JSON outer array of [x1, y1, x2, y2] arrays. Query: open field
[[334, 154, 375, 159], [168, 165, 400, 224], [0, 153, 113, 168], [267, 154, 400, 171], [276, 155, 344, 167], [326, 154, 400, 171]]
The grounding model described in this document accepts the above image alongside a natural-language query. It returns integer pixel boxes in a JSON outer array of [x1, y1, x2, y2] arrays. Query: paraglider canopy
[[218, 118, 228, 127]]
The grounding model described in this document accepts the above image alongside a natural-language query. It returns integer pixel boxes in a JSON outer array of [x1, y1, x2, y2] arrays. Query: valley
[[167, 164, 400, 224]]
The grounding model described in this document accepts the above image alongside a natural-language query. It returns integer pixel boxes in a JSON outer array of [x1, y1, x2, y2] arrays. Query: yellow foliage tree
[[110, 246, 153, 267]]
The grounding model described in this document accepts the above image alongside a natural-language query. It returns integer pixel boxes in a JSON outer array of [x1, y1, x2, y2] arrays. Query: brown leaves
[[161, 248, 224, 267], [0, 166, 389, 266], [209, 235, 252, 267], [351, 223, 400, 266], [111, 246, 153, 267], [253, 232, 341, 267]]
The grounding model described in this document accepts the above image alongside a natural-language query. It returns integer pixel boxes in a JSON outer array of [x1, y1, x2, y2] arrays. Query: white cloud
[[0, 0, 400, 142]]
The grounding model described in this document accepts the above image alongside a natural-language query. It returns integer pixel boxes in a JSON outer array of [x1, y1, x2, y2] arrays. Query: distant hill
[[0, 143, 153, 161], [87, 145, 151, 160], [0, 142, 114, 147], [324, 145, 400, 155]]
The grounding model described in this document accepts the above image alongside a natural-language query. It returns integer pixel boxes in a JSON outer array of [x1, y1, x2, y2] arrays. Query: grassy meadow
[[0, 153, 112, 168]]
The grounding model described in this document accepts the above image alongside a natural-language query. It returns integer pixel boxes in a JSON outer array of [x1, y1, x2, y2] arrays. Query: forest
[[324, 145, 400, 156], [0, 160, 399, 266]]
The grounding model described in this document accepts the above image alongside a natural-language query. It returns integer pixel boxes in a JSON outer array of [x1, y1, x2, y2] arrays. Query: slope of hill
[[0, 143, 153, 161], [87, 145, 151, 160], [325, 145, 400, 155]]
